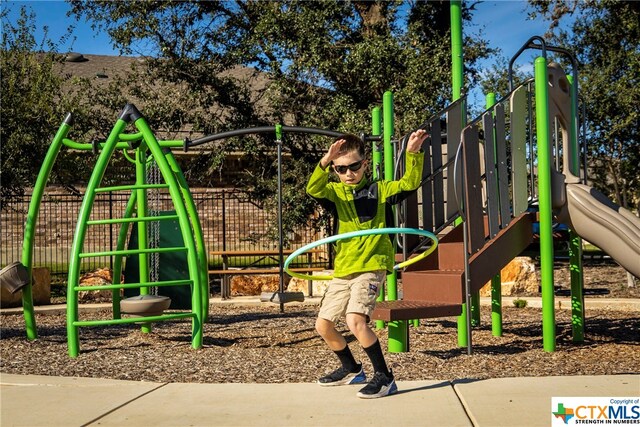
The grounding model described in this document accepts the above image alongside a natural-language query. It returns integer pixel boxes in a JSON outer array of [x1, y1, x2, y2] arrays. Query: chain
[[147, 155, 161, 295]]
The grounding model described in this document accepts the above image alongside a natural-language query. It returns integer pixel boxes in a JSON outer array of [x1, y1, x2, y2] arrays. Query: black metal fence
[[1, 188, 329, 282]]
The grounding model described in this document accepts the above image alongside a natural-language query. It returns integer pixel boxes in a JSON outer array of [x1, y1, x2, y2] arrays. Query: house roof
[[61, 52, 140, 80], [59, 52, 271, 92], [56, 53, 274, 142]]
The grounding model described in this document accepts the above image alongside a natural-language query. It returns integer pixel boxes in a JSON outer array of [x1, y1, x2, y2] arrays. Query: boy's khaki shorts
[[318, 270, 386, 324]]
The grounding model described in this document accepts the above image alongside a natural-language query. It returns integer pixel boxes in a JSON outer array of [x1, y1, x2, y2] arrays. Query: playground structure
[[363, 37, 640, 354], [4, 49, 639, 357], [7, 105, 211, 357], [2, 3, 639, 357], [3, 102, 357, 357]]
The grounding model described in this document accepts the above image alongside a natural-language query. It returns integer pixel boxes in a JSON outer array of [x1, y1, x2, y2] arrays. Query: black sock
[[363, 340, 390, 376], [334, 345, 359, 372]]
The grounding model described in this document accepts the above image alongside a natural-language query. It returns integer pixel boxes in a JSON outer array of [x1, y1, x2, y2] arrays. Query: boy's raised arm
[[406, 129, 429, 153]]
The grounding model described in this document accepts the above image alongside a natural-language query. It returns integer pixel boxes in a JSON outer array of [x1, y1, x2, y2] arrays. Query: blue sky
[[3, 0, 573, 108]]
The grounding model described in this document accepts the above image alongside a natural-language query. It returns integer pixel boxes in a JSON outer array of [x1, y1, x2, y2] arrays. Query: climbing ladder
[[66, 104, 208, 357]]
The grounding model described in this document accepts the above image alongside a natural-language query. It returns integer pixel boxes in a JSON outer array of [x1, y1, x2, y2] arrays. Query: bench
[[208, 249, 327, 299]]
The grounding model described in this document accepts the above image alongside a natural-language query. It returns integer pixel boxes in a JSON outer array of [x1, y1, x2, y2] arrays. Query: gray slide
[[546, 62, 640, 278], [556, 183, 640, 278]]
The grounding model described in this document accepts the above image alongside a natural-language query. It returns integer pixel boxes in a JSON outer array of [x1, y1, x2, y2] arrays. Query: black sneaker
[[317, 364, 366, 386], [356, 370, 397, 398]]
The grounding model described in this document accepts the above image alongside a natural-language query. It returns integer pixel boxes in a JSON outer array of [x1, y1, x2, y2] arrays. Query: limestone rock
[[78, 268, 121, 303], [0, 267, 51, 307], [31, 267, 51, 305], [479, 257, 538, 296], [288, 270, 333, 297], [230, 274, 285, 296]]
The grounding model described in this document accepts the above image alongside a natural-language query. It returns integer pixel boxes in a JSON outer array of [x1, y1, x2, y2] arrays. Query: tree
[[0, 8, 74, 204], [64, 1, 491, 241], [528, 0, 640, 210]]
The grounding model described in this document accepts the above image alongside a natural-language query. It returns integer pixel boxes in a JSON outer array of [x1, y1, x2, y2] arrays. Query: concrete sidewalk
[[1, 373, 638, 426]]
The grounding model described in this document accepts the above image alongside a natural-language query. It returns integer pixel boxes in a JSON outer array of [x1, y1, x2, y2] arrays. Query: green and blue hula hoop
[[284, 227, 438, 281]]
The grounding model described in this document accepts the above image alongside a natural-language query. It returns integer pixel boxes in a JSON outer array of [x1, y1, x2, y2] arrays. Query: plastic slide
[[556, 183, 640, 278], [544, 62, 640, 278]]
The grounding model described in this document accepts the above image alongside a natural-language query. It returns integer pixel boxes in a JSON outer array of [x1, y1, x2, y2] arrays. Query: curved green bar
[[20, 117, 72, 340], [134, 118, 204, 349], [165, 151, 210, 319], [284, 228, 438, 281], [67, 119, 130, 357], [66, 112, 205, 356]]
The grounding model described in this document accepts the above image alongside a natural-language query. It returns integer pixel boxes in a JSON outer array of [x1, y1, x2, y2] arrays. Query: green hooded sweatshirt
[[306, 151, 424, 277]]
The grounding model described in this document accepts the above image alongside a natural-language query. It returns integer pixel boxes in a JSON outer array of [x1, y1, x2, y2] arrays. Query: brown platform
[[371, 300, 462, 321]]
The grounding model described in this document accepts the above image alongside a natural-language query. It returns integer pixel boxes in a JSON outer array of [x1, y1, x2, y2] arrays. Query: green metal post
[[450, 0, 463, 101], [566, 74, 584, 342], [372, 106, 385, 330], [534, 56, 556, 352], [486, 92, 503, 336], [21, 117, 71, 340], [67, 119, 130, 357], [372, 107, 383, 181], [451, 0, 471, 347], [383, 91, 396, 305], [383, 91, 407, 352]]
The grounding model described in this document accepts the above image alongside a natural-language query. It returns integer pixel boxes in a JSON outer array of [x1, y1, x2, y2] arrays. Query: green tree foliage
[[528, 0, 640, 210], [68, 0, 491, 240], [1, 7, 71, 202], [0, 6, 113, 202], [477, 56, 529, 107]]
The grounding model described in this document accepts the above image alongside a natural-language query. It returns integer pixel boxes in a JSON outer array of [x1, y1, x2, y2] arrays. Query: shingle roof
[[59, 53, 271, 93], [61, 53, 140, 80]]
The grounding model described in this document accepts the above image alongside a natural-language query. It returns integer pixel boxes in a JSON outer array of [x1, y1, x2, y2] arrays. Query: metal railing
[[1, 188, 328, 281]]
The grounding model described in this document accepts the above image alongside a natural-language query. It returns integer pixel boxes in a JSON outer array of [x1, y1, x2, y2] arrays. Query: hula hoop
[[284, 227, 438, 281]]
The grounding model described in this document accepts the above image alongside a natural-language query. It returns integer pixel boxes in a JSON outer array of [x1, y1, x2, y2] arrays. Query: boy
[[306, 130, 428, 398]]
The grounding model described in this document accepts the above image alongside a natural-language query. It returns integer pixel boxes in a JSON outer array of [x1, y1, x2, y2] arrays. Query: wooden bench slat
[[209, 249, 325, 256], [208, 267, 326, 275]]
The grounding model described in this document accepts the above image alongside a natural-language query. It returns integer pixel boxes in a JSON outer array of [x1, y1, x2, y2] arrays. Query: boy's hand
[[407, 129, 429, 153], [320, 139, 346, 169]]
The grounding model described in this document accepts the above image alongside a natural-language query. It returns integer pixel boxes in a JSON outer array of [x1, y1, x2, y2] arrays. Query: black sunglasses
[[333, 160, 365, 174]]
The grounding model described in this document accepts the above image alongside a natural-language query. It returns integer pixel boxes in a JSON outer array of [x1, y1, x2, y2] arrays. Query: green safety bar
[[18, 114, 74, 340], [132, 111, 205, 344]]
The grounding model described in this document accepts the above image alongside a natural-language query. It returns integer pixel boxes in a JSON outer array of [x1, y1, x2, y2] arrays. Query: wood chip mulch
[[1, 304, 638, 383]]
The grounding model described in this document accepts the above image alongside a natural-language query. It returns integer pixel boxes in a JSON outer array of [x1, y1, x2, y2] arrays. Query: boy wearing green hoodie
[[306, 129, 428, 398]]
